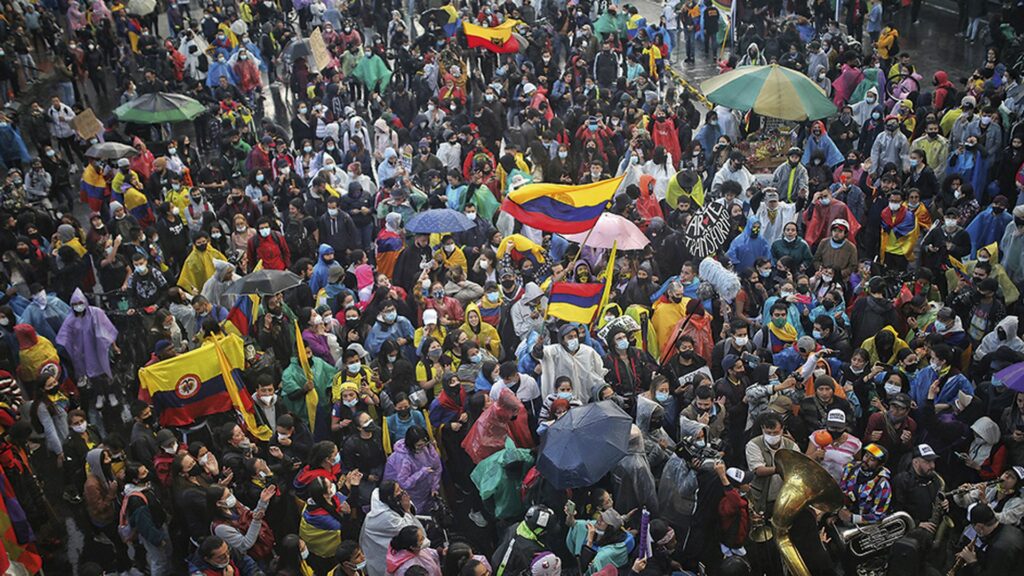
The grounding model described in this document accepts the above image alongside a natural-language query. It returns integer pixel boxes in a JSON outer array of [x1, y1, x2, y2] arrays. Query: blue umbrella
[[537, 401, 632, 489], [995, 361, 1024, 392], [405, 208, 475, 234]]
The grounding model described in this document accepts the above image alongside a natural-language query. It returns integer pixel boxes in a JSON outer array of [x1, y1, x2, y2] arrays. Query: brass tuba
[[772, 449, 845, 576]]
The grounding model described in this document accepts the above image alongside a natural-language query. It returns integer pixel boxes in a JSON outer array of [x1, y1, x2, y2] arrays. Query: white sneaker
[[95, 395, 104, 409], [108, 394, 119, 407], [469, 510, 486, 527]]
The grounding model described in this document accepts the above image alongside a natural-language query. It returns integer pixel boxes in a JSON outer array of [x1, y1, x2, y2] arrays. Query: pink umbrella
[[563, 213, 649, 250]]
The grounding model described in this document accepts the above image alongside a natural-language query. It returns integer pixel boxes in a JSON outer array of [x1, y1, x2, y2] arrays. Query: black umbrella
[[281, 38, 313, 61], [225, 270, 303, 296], [537, 401, 633, 489]]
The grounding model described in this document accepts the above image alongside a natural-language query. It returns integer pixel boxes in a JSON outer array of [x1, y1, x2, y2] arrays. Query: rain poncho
[[967, 417, 1000, 467], [461, 387, 534, 463], [383, 439, 442, 513], [461, 302, 501, 358], [17, 292, 71, 342], [200, 260, 239, 308], [656, 453, 700, 532], [55, 289, 118, 379], [611, 425, 659, 514], [975, 316, 1024, 360], [206, 58, 238, 87], [359, 488, 425, 576], [636, 396, 675, 474], [470, 437, 534, 520], [726, 219, 772, 271], [802, 121, 845, 167], [177, 244, 228, 293], [537, 335, 607, 402], [309, 244, 336, 295], [14, 324, 60, 383]]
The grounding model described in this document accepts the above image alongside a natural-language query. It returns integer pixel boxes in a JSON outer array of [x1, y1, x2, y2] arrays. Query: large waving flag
[[440, 4, 462, 36], [463, 19, 522, 53], [225, 294, 260, 337], [139, 335, 270, 440], [501, 175, 623, 234]]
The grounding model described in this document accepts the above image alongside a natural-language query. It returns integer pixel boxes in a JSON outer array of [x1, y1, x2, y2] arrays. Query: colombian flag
[[139, 335, 270, 440], [547, 282, 605, 324], [0, 468, 41, 574], [463, 19, 521, 53], [440, 4, 461, 36], [501, 176, 623, 234], [225, 293, 260, 337], [79, 164, 107, 204]]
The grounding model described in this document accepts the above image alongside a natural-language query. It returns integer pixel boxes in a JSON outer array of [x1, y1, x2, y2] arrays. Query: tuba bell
[[772, 449, 846, 576]]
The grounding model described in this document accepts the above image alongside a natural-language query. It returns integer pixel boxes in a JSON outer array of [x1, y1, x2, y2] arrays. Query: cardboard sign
[[70, 108, 103, 140], [309, 28, 331, 71]]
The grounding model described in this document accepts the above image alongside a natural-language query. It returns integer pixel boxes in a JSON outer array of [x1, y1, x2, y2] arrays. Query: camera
[[676, 436, 724, 472]]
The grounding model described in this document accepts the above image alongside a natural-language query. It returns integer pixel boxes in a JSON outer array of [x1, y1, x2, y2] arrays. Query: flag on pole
[[547, 283, 605, 324], [294, 321, 319, 431], [500, 176, 623, 234], [463, 19, 522, 53], [594, 242, 618, 327]]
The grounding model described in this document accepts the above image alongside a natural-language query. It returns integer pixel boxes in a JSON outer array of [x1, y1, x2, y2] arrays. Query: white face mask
[[260, 393, 277, 406], [734, 336, 749, 347], [222, 494, 237, 509], [163, 442, 178, 455], [71, 422, 87, 434], [884, 382, 902, 396], [764, 433, 782, 446]]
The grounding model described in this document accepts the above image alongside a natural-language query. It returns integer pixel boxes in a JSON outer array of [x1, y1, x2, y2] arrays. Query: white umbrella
[[126, 0, 156, 16], [563, 213, 650, 250]]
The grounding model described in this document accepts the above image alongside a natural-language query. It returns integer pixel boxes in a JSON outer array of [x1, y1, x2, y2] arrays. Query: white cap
[[826, 409, 847, 424], [523, 82, 537, 94], [422, 309, 438, 325]]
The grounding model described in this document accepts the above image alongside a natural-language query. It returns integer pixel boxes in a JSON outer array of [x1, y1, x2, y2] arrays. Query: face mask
[[427, 348, 442, 361], [764, 433, 782, 446], [259, 228, 271, 238], [327, 208, 338, 217], [45, 149, 55, 157], [354, 561, 367, 571], [564, 338, 580, 352], [934, 320, 947, 332], [382, 311, 397, 323], [981, 116, 992, 126], [616, 338, 629, 351], [71, 422, 87, 434], [888, 202, 902, 212], [347, 362, 361, 374], [872, 112, 881, 120], [772, 318, 787, 328], [0, 318, 8, 327], [469, 352, 483, 364], [72, 303, 87, 313], [222, 494, 237, 508], [211, 232, 222, 240], [655, 391, 670, 403], [884, 382, 902, 396], [260, 393, 277, 406], [432, 290, 445, 299], [33, 292, 47, 306], [486, 291, 499, 303], [196, 243, 208, 252], [300, 548, 309, 560], [256, 174, 264, 183], [930, 360, 943, 372], [557, 391, 573, 400], [163, 442, 178, 455], [819, 196, 832, 206], [443, 244, 455, 254], [734, 336, 749, 347], [304, 145, 313, 153]]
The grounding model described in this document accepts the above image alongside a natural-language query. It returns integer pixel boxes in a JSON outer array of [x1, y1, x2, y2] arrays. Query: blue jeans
[[57, 81, 75, 108], [684, 28, 696, 60], [140, 530, 173, 576]]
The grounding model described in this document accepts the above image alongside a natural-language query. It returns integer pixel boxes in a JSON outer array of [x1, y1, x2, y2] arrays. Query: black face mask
[[501, 279, 516, 291]]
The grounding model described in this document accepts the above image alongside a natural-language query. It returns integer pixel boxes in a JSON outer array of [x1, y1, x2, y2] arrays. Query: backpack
[[118, 491, 147, 543]]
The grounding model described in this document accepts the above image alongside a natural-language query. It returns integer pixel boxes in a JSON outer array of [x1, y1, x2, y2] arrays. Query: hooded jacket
[[612, 425, 659, 514], [359, 488, 425, 576], [56, 288, 118, 379]]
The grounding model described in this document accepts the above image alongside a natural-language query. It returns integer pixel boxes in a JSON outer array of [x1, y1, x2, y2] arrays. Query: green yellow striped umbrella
[[700, 64, 838, 121]]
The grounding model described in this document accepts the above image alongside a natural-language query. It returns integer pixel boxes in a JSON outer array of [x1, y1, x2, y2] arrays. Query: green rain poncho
[[470, 438, 534, 520]]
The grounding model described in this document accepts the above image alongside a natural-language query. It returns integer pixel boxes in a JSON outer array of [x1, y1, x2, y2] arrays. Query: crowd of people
[[0, 0, 1024, 575]]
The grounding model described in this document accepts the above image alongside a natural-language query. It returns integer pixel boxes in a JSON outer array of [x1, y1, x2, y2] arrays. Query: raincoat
[[460, 303, 501, 358], [359, 488, 425, 576], [17, 292, 71, 342], [383, 439, 442, 513], [975, 316, 1024, 360], [14, 324, 60, 383], [200, 260, 239, 308], [726, 219, 772, 271], [309, 244, 336, 295], [611, 425, 659, 514], [177, 244, 228, 294], [461, 387, 534, 463], [55, 289, 118, 379], [281, 354, 334, 425], [470, 438, 533, 520], [636, 396, 675, 475]]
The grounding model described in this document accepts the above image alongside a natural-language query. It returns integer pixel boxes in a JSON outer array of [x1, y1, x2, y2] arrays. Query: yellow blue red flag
[[501, 175, 623, 234]]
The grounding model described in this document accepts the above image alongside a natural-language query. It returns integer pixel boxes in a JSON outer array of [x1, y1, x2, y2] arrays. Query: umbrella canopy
[[700, 64, 838, 121], [405, 208, 475, 234], [563, 213, 649, 250], [995, 362, 1024, 392], [126, 0, 156, 15], [281, 39, 312, 61], [85, 142, 138, 160], [225, 269, 303, 296], [537, 401, 633, 489], [114, 93, 207, 124]]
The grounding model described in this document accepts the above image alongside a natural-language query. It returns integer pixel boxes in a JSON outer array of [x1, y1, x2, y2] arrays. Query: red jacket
[[246, 232, 291, 272], [718, 487, 750, 548]]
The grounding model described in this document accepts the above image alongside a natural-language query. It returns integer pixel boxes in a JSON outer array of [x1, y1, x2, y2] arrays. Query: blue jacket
[[727, 219, 772, 271], [910, 366, 974, 408]]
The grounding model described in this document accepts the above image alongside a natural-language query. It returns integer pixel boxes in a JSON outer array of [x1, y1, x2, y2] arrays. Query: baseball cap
[[864, 443, 887, 462], [599, 509, 623, 531], [890, 393, 912, 409], [1011, 466, 1024, 481], [797, 336, 817, 354], [913, 444, 938, 461], [422, 309, 438, 325], [826, 409, 847, 427], [967, 502, 995, 524], [726, 467, 754, 486]]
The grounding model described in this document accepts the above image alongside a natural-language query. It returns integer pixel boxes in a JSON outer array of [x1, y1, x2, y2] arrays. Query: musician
[[837, 443, 893, 524], [891, 443, 945, 528], [953, 466, 1024, 527], [951, 503, 1024, 575], [715, 463, 753, 557]]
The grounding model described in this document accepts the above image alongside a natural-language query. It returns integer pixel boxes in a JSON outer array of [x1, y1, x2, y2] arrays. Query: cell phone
[[565, 500, 576, 516]]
